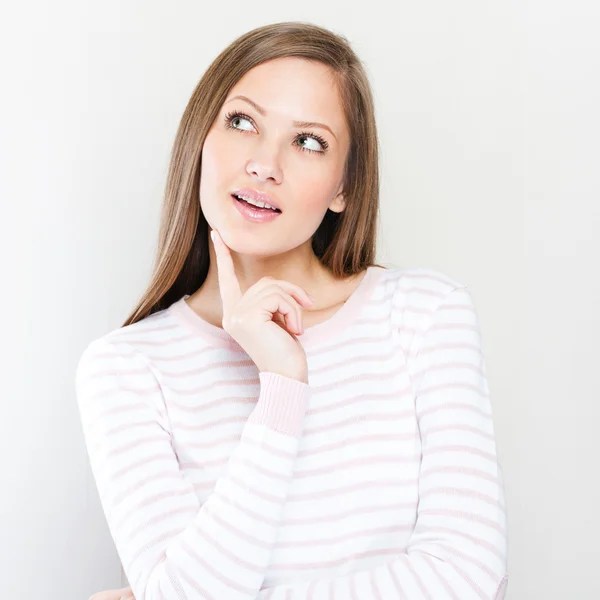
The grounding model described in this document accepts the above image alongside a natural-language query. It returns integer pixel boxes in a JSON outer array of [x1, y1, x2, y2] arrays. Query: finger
[[254, 279, 314, 309], [268, 279, 314, 307], [210, 229, 242, 314], [257, 284, 305, 334], [262, 291, 303, 335]]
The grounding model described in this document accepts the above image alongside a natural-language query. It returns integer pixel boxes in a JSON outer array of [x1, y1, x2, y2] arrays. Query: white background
[[1, 1, 598, 598]]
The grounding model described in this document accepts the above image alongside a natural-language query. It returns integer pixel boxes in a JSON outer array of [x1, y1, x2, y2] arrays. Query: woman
[[77, 21, 508, 600]]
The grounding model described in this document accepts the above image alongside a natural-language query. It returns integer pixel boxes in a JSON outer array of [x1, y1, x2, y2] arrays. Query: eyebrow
[[224, 95, 337, 141]]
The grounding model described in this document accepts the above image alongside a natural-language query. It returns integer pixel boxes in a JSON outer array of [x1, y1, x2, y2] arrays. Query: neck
[[200, 235, 333, 301]]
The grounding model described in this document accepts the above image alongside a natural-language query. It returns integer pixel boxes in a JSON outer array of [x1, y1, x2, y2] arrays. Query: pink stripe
[[418, 401, 492, 420], [397, 272, 462, 286], [111, 450, 174, 479], [111, 470, 182, 505], [230, 473, 286, 504], [419, 509, 506, 536], [212, 489, 279, 527], [288, 478, 418, 501], [173, 414, 250, 431], [203, 502, 272, 550], [421, 554, 461, 600], [193, 519, 266, 572], [494, 574, 509, 599], [282, 502, 416, 526], [304, 411, 414, 435], [299, 432, 418, 457], [236, 457, 293, 482], [180, 539, 256, 594], [407, 559, 434, 600], [442, 553, 489, 600], [418, 383, 491, 401], [420, 465, 500, 485], [294, 454, 419, 478], [169, 558, 217, 599], [421, 423, 494, 441], [396, 285, 447, 299], [100, 432, 169, 463], [309, 345, 401, 375], [386, 560, 408, 598], [430, 322, 480, 334], [275, 524, 411, 549], [424, 444, 497, 462], [419, 486, 505, 510], [307, 389, 413, 417], [417, 341, 482, 355], [113, 489, 197, 529], [439, 544, 502, 581], [270, 547, 403, 571], [127, 526, 182, 568], [350, 572, 361, 600], [417, 525, 506, 562], [87, 385, 158, 400], [170, 394, 257, 414], [413, 361, 486, 379], [127, 504, 197, 540], [184, 434, 295, 459], [370, 570, 384, 599], [184, 432, 420, 472], [313, 368, 408, 393]]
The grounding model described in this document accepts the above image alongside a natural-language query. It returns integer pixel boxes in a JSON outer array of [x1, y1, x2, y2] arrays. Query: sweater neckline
[[167, 265, 386, 351]]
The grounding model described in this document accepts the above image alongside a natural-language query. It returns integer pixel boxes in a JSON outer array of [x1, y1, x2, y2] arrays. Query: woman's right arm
[[76, 336, 311, 600]]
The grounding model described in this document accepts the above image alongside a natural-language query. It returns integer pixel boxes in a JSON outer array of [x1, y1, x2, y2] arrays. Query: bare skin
[[186, 249, 368, 331]]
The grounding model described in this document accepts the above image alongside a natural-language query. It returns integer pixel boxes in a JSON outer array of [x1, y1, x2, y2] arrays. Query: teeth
[[235, 194, 279, 211]]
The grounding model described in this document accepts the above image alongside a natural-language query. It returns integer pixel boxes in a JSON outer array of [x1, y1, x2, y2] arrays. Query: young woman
[[77, 21, 508, 600]]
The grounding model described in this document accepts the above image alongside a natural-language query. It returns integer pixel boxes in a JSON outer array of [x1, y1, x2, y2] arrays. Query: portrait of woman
[[75, 21, 508, 600]]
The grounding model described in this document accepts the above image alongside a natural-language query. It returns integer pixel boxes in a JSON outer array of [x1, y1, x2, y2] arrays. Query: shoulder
[[386, 265, 471, 339], [388, 265, 466, 309], [75, 305, 175, 380]]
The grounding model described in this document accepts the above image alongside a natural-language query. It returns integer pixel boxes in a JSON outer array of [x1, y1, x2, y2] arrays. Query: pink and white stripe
[[75, 266, 508, 599]]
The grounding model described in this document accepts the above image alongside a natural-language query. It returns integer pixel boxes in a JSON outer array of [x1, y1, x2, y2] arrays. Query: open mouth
[[231, 193, 282, 213]]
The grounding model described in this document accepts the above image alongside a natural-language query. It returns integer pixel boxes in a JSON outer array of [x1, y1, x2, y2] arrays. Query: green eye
[[224, 110, 329, 155]]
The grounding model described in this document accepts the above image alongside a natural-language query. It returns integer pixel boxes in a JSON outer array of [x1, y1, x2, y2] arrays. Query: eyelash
[[223, 110, 330, 155]]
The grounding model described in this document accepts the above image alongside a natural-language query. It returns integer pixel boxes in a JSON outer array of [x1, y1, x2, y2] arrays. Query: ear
[[328, 186, 346, 214]]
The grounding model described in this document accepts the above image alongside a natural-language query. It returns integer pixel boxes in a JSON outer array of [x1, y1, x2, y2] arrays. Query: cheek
[[200, 133, 232, 179], [292, 173, 339, 212]]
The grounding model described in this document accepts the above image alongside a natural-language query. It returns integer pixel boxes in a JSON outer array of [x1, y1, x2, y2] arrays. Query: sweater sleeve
[[254, 286, 509, 600], [75, 336, 311, 600]]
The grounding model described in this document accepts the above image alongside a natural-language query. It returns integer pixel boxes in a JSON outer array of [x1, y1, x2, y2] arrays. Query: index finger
[[210, 229, 242, 313]]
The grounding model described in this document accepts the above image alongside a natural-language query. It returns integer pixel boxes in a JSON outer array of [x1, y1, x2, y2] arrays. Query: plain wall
[[1, 1, 598, 598]]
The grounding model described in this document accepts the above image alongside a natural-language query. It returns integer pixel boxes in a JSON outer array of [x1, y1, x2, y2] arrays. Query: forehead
[[226, 58, 346, 136]]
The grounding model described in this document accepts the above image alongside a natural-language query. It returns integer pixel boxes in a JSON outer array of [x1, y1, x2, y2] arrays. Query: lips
[[231, 193, 282, 213], [231, 187, 282, 212]]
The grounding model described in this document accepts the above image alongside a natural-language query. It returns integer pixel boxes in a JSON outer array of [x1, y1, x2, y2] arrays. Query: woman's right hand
[[211, 228, 314, 383]]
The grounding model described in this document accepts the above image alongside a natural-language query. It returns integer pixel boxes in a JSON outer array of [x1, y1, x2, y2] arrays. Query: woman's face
[[199, 57, 350, 256]]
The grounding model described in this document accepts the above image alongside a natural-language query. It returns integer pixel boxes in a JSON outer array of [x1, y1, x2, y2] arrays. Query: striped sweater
[[75, 265, 508, 600]]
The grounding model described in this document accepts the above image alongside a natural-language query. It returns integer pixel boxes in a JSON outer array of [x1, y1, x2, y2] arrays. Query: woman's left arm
[[255, 286, 509, 600]]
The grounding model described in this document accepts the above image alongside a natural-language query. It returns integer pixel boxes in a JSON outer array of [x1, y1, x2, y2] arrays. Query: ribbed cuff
[[247, 372, 311, 437]]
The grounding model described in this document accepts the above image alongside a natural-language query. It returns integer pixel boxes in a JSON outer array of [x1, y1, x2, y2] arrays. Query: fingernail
[[210, 230, 216, 243]]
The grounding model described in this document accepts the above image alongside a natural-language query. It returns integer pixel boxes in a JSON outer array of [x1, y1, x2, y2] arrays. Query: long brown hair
[[122, 21, 385, 328]]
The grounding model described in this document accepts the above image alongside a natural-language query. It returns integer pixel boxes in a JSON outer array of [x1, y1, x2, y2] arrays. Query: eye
[[296, 132, 329, 154], [224, 110, 329, 155], [224, 111, 254, 132]]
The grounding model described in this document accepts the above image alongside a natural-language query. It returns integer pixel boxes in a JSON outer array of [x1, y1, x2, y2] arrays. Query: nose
[[246, 147, 283, 183]]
